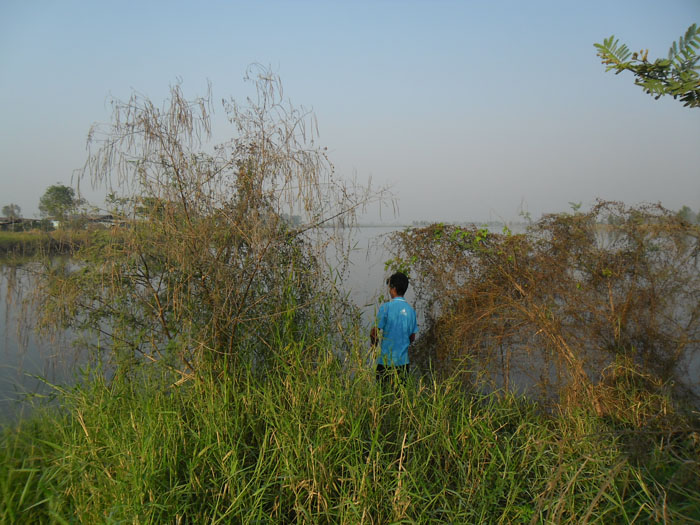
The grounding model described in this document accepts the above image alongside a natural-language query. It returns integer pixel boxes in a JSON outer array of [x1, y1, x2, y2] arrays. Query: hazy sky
[[1, 0, 699, 223]]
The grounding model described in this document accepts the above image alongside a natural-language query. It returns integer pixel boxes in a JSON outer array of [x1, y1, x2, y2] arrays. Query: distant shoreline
[[337, 221, 531, 229], [0, 231, 86, 257]]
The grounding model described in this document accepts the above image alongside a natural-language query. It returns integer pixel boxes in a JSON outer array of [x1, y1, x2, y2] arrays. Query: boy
[[370, 272, 418, 385]]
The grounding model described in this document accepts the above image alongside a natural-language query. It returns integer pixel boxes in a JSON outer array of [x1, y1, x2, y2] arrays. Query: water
[[0, 265, 80, 421], [341, 226, 417, 323]]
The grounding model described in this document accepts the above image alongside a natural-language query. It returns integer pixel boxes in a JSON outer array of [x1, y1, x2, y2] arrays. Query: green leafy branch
[[384, 255, 417, 278], [595, 23, 700, 108]]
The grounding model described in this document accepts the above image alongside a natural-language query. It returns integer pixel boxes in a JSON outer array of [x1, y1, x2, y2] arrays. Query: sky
[[1, 0, 699, 223]]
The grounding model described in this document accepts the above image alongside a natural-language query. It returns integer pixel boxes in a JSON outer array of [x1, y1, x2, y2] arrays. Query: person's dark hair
[[387, 272, 409, 296]]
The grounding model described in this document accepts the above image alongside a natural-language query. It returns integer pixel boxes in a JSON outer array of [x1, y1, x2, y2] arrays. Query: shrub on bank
[[388, 201, 700, 413]]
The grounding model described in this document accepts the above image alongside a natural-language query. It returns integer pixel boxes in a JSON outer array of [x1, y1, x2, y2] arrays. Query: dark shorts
[[376, 364, 409, 386]]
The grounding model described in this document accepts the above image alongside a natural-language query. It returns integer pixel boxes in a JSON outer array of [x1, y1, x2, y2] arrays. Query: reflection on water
[[0, 265, 79, 422]]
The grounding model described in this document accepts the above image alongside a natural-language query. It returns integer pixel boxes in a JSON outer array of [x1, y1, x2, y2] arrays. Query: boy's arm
[[409, 333, 416, 344], [370, 326, 379, 346], [372, 303, 388, 346]]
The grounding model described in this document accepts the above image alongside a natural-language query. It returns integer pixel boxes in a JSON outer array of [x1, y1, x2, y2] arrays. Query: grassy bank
[[0, 231, 51, 257], [0, 230, 97, 258], [2, 346, 698, 523]]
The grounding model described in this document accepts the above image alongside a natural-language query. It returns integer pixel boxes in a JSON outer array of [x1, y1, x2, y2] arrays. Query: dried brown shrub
[[388, 201, 700, 413]]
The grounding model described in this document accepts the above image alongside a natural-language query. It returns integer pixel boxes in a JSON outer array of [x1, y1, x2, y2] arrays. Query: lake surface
[[340, 226, 417, 321], [0, 265, 83, 420]]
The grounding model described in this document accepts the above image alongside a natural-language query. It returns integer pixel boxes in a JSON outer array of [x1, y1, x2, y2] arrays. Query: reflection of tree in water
[[0, 263, 80, 420]]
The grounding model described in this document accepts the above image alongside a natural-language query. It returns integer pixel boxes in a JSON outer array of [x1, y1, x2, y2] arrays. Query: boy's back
[[377, 296, 417, 367], [372, 272, 417, 383]]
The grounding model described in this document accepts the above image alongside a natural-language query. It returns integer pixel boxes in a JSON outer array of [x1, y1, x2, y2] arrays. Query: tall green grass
[[2, 341, 698, 523]]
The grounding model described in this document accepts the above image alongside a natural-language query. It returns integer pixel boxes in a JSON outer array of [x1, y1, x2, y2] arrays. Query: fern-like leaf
[[596, 24, 700, 108], [595, 36, 632, 70], [668, 23, 700, 67]]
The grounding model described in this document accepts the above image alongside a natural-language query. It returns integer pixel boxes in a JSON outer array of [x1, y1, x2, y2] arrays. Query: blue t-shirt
[[376, 297, 417, 366]]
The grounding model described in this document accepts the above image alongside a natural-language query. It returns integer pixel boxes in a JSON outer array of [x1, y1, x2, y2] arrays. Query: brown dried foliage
[[388, 201, 700, 413]]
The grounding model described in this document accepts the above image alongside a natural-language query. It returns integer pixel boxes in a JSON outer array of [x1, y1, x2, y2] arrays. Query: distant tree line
[[1, 183, 94, 231]]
